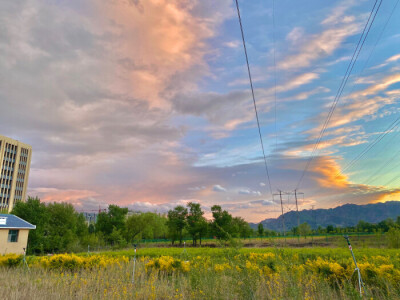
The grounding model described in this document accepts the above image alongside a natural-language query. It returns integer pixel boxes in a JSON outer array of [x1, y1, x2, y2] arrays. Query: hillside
[[250, 201, 400, 232]]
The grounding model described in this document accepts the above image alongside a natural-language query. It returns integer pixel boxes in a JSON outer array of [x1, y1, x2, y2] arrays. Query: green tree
[[291, 226, 299, 236], [231, 216, 252, 238], [378, 218, 396, 232], [186, 202, 207, 246], [167, 206, 187, 245], [96, 205, 128, 242], [257, 223, 264, 237], [125, 212, 168, 242], [326, 225, 335, 233], [11, 196, 50, 254], [211, 205, 232, 240], [387, 227, 400, 248], [88, 223, 95, 234], [125, 213, 148, 242], [299, 222, 312, 239], [76, 213, 89, 239], [109, 227, 127, 248], [46, 202, 82, 252]]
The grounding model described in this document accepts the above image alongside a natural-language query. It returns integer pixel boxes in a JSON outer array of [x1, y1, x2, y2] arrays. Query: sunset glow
[[1, 0, 400, 222]]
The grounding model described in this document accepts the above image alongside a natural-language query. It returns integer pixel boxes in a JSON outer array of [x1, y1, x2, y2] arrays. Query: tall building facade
[[0, 135, 32, 213]]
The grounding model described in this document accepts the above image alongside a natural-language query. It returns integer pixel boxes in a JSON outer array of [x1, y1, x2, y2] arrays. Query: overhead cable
[[335, 116, 400, 178], [295, 0, 382, 190], [235, 0, 274, 198]]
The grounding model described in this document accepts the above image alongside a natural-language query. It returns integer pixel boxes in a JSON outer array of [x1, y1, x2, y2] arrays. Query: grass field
[[1, 244, 399, 299]]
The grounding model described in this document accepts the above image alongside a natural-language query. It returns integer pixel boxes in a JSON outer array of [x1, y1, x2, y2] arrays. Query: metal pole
[[279, 190, 286, 238], [294, 190, 300, 241], [132, 244, 137, 284], [22, 247, 29, 271], [344, 235, 366, 295], [312, 205, 315, 245]]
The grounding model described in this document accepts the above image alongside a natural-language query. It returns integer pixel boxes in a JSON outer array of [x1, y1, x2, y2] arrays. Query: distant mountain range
[[249, 201, 400, 232]]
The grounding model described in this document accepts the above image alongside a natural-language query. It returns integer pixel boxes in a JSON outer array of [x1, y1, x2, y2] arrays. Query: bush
[[0, 254, 22, 267], [387, 227, 400, 248]]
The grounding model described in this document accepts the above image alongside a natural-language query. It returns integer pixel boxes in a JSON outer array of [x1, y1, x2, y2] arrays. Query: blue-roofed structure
[[0, 214, 36, 255], [0, 214, 36, 229]]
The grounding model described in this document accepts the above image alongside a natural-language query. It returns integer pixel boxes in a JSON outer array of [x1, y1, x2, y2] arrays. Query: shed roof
[[0, 214, 36, 229]]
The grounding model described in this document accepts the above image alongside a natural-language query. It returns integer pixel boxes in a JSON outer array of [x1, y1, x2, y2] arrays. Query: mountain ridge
[[249, 201, 400, 232]]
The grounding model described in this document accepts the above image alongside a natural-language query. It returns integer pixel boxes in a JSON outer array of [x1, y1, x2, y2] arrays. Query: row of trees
[[167, 204, 253, 245], [12, 197, 170, 253], [12, 198, 253, 253], [12, 197, 400, 253]]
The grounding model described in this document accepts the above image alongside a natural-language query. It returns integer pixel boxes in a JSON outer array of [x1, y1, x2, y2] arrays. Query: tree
[[186, 202, 207, 246], [299, 222, 312, 239], [231, 216, 252, 238], [378, 218, 395, 232], [257, 223, 264, 237], [387, 227, 400, 248], [12, 197, 91, 253], [109, 227, 127, 248], [46, 202, 81, 252], [291, 226, 299, 236], [11, 196, 50, 254], [88, 223, 95, 234], [326, 225, 335, 233], [211, 205, 232, 240], [96, 205, 128, 242], [167, 206, 187, 245], [125, 213, 148, 242], [125, 212, 168, 242]]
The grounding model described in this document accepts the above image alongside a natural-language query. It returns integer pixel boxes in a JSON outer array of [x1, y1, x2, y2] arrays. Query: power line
[[334, 0, 400, 183], [382, 163, 400, 187], [361, 131, 400, 186], [329, 0, 399, 208], [334, 115, 400, 178], [235, 0, 273, 198], [340, 0, 400, 102], [295, 0, 382, 190]]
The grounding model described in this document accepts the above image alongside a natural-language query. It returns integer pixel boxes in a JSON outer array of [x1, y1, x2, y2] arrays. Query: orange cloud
[[95, 0, 225, 108], [350, 74, 400, 98], [375, 191, 400, 203], [311, 157, 349, 188]]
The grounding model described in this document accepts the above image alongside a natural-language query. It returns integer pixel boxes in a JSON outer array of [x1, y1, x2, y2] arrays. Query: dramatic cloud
[[1, 0, 399, 222]]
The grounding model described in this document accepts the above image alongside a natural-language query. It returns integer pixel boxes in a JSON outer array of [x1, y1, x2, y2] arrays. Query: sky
[[1, 0, 400, 222]]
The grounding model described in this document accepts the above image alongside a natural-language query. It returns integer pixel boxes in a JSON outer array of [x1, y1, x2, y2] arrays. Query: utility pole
[[311, 205, 316, 229], [311, 205, 316, 245], [279, 190, 285, 238], [294, 190, 300, 231], [273, 190, 304, 244], [273, 191, 286, 239], [293, 190, 303, 241]]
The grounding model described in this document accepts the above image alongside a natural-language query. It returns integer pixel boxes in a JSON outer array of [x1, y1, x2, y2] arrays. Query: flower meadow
[[1, 247, 400, 299]]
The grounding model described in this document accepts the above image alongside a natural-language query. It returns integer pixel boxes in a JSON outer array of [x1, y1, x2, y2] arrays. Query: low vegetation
[[1, 247, 400, 299]]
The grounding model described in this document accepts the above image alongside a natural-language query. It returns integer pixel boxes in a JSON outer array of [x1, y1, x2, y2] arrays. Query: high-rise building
[[0, 135, 32, 213]]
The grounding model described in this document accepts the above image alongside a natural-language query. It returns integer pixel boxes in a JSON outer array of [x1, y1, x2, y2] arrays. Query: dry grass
[[1, 247, 399, 300]]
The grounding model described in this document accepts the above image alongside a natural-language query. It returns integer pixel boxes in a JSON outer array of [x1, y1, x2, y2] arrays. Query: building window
[[8, 230, 19, 242]]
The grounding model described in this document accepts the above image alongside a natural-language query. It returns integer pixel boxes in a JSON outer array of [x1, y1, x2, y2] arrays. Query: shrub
[[0, 254, 22, 267], [387, 227, 400, 248]]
